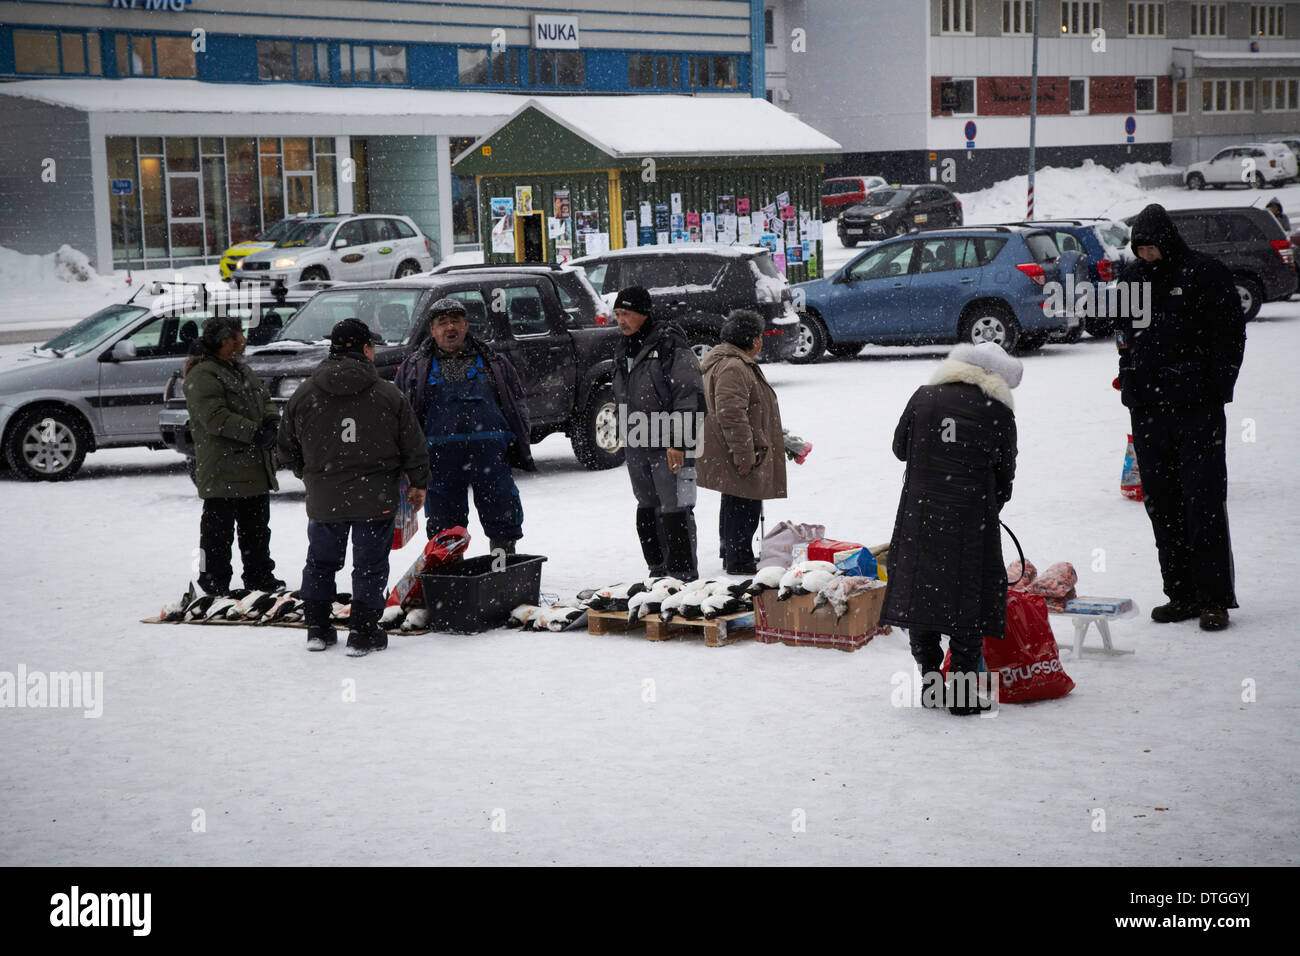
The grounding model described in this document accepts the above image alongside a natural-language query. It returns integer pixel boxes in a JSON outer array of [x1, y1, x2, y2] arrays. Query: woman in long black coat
[[878, 342, 1021, 714]]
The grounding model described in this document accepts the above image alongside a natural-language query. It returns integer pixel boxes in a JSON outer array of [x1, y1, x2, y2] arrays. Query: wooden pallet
[[586, 608, 755, 647]]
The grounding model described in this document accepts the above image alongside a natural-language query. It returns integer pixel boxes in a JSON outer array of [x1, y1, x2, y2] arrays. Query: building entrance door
[[167, 171, 205, 258]]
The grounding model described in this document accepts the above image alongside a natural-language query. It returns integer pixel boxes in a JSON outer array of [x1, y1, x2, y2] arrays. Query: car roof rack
[[435, 261, 567, 273]]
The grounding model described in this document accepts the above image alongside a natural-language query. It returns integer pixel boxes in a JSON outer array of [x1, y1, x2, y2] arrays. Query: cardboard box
[[754, 585, 889, 652]]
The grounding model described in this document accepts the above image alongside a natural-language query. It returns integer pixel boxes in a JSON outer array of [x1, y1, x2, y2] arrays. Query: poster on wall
[[515, 186, 533, 216], [670, 213, 684, 231], [737, 216, 751, 244], [556, 244, 573, 264], [670, 229, 689, 244], [670, 193, 683, 215], [576, 209, 600, 233], [491, 197, 514, 227], [787, 241, 803, 265], [716, 195, 734, 218], [654, 203, 670, 233], [584, 232, 609, 256], [640, 201, 653, 227], [762, 202, 777, 220], [656, 231, 670, 245], [809, 218, 823, 241], [640, 225, 656, 246], [776, 191, 790, 208], [718, 214, 737, 244], [751, 211, 766, 236], [624, 211, 639, 248], [553, 189, 571, 220], [759, 233, 777, 254], [702, 212, 716, 245], [548, 218, 565, 239], [799, 209, 811, 241], [737, 198, 751, 216], [686, 212, 700, 243], [773, 252, 787, 274], [490, 197, 515, 254], [781, 204, 796, 222]]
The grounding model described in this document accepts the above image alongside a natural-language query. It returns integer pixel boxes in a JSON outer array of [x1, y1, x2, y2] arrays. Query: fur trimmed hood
[[930, 359, 1015, 410]]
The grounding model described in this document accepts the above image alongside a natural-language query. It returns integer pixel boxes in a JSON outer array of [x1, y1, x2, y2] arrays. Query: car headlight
[[873, 212, 889, 221], [276, 377, 306, 398], [234, 259, 244, 270], [273, 257, 298, 269]]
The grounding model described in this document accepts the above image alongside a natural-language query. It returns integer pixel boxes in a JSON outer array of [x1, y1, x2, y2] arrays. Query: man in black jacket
[[611, 286, 704, 582], [393, 298, 534, 554], [1116, 203, 1246, 631], [279, 319, 431, 656]]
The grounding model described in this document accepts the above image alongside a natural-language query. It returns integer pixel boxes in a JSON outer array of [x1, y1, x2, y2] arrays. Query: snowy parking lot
[[2, 291, 1296, 865]]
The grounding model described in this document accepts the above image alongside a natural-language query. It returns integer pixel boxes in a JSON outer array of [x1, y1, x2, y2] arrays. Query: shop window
[[711, 56, 737, 89], [260, 143, 284, 227], [655, 55, 679, 88], [351, 139, 370, 214], [949, 78, 976, 115], [689, 55, 738, 89], [690, 55, 710, 87], [202, 155, 228, 257], [283, 138, 312, 173], [490, 49, 519, 85], [225, 139, 261, 244], [60, 33, 85, 73], [458, 48, 489, 85], [1134, 77, 1156, 112], [13, 30, 100, 75], [139, 153, 168, 261], [166, 137, 199, 173]]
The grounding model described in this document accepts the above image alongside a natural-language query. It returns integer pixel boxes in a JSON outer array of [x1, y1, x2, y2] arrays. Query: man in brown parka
[[697, 310, 788, 574]]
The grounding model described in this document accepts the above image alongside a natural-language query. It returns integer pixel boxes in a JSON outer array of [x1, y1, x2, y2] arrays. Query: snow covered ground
[[2, 295, 1296, 865]]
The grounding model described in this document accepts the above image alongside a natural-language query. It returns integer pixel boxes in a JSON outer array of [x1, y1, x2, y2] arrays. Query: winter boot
[[636, 507, 667, 577], [489, 539, 517, 556], [1199, 607, 1230, 631], [660, 509, 699, 583], [245, 574, 286, 592], [197, 573, 231, 597], [1151, 601, 1199, 623], [304, 599, 337, 652], [947, 636, 992, 716], [346, 603, 384, 657]]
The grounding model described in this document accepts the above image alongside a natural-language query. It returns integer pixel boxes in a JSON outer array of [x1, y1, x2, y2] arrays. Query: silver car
[[0, 285, 310, 481], [233, 213, 434, 287]]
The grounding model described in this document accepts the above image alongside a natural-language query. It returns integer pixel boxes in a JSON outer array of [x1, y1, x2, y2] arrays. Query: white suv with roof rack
[[233, 213, 434, 287], [1184, 142, 1298, 190]]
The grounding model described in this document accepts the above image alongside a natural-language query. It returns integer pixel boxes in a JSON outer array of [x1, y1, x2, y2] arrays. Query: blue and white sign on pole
[[111, 179, 134, 196], [964, 120, 977, 150], [1124, 115, 1136, 144]]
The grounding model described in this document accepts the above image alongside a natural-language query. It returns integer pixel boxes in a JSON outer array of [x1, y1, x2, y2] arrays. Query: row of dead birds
[[577, 560, 882, 623], [159, 585, 432, 631], [507, 604, 587, 631]]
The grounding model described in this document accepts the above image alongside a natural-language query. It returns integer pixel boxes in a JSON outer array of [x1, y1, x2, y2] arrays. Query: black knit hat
[[328, 318, 379, 354], [720, 309, 766, 349], [199, 316, 242, 355], [613, 286, 653, 317]]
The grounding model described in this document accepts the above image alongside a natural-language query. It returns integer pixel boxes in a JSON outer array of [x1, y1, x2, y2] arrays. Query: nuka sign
[[532, 14, 580, 49]]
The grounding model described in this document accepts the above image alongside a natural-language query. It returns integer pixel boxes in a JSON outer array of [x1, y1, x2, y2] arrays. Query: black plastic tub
[[418, 554, 547, 633]]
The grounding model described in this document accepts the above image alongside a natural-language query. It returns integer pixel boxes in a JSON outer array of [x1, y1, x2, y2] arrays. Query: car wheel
[[960, 305, 1021, 353], [570, 383, 625, 471], [826, 343, 862, 358], [4, 406, 89, 481], [1234, 275, 1263, 320], [394, 259, 421, 278], [300, 266, 328, 282], [1254, 171, 1267, 190], [895, 223, 909, 237], [788, 314, 827, 365], [1186, 173, 1205, 190], [841, 236, 858, 248], [687, 332, 716, 362], [1084, 317, 1116, 337]]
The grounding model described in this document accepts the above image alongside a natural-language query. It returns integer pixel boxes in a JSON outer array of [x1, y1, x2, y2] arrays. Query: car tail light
[[1271, 239, 1294, 267], [763, 328, 784, 336], [1269, 159, 1277, 168], [1097, 258, 1114, 281], [424, 238, 431, 254], [1015, 262, 1047, 286]]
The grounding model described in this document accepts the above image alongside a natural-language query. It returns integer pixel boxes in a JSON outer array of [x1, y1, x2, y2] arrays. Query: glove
[[254, 421, 279, 451]]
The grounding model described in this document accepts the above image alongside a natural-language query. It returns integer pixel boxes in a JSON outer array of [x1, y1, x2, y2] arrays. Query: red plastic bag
[[386, 526, 470, 609], [943, 592, 1074, 704]]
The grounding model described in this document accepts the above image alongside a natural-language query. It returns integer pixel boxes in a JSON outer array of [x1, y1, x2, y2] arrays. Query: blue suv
[[1004, 218, 1133, 337], [790, 226, 1082, 362]]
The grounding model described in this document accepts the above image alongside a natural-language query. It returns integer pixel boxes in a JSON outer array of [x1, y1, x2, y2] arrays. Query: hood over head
[[1128, 203, 1190, 262], [311, 351, 379, 396]]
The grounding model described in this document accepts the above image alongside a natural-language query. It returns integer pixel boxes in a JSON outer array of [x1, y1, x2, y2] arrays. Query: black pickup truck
[[159, 269, 625, 472]]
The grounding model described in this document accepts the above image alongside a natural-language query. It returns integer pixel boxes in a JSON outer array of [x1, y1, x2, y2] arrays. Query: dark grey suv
[[1125, 206, 1297, 319]]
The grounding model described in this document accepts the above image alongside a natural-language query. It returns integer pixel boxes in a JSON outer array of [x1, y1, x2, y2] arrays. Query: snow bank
[[0, 244, 97, 289], [959, 161, 1152, 225]]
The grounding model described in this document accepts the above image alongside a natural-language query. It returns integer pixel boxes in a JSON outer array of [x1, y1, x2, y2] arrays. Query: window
[[440, 291, 495, 339], [848, 241, 915, 281], [503, 286, 550, 337], [1189, 3, 1227, 36], [335, 220, 367, 247], [114, 33, 193, 78], [654, 54, 679, 88], [341, 44, 403, 83], [363, 218, 395, 243], [620, 258, 681, 291], [1127, 2, 1165, 35], [457, 48, 489, 85], [951, 78, 976, 115], [917, 238, 977, 273], [1250, 4, 1286, 36], [373, 45, 407, 83], [1061, 1, 1101, 34], [583, 263, 609, 294], [1174, 80, 1188, 114], [391, 218, 416, 239], [154, 36, 195, 77], [13, 30, 102, 75], [1002, 0, 1034, 34], [1134, 77, 1156, 112], [1261, 78, 1299, 111], [530, 50, 584, 86], [1069, 77, 1088, 113], [688, 54, 738, 89], [764, 8, 775, 46], [680, 258, 723, 287], [940, 0, 976, 34], [257, 41, 294, 81], [1201, 78, 1255, 113], [489, 49, 518, 85]]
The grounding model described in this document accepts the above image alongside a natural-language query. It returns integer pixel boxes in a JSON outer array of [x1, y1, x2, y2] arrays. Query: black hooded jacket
[[1115, 204, 1246, 410], [278, 352, 431, 522]]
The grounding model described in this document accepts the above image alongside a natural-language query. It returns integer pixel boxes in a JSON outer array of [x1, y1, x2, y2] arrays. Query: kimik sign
[[532, 14, 580, 49]]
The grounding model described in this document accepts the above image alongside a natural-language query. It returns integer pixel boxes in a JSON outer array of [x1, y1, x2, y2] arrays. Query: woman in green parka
[[183, 316, 283, 596]]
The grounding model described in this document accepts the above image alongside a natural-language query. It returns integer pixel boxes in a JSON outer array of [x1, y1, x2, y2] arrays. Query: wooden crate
[[586, 608, 755, 647]]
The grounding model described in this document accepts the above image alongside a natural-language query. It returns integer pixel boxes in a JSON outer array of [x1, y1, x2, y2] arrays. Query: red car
[[820, 175, 888, 219]]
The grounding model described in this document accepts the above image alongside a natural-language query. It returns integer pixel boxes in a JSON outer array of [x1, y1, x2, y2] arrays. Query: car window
[[278, 220, 335, 248], [848, 240, 915, 280], [279, 288, 425, 343], [1024, 233, 1060, 262], [1212, 149, 1234, 162], [390, 218, 416, 239], [440, 290, 495, 340], [124, 315, 167, 352], [1224, 214, 1266, 241], [620, 257, 681, 291], [681, 257, 723, 287], [1095, 223, 1129, 252], [335, 220, 367, 247], [973, 237, 1007, 265], [1053, 230, 1085, 254], [500, 285, 551, 337], [364, 218, 395, 243], [582, 262, 610, 293], [916, 237, 977, 273]]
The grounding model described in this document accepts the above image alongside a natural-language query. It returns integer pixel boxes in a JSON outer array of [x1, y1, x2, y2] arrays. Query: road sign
[[111, 179, 134, 196], [964, 120, 977, 141], [1124, 116, 1136, 135]]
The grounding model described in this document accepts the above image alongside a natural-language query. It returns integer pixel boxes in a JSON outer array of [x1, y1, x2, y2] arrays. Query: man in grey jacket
[[611, 286, 704, 581], [278, 319, 431, 656]]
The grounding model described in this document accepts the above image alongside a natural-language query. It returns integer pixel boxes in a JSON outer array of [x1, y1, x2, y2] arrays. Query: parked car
[[820, 175, 889, 219], [1123, 205, 1297, 319], [431, 261, 612, 327], [570, 245, 801, 362], [1003, 218, 1134, 336], [232, 214, 434, 287], [1281, 139, 1300, 170], [0, 282, 316, 481], [1183, 142, 1298, 190], [790, 225, 1081, 361], [219, 215, 315, 281], [160, 270, 626, 472], [836, 184, 963, 247]]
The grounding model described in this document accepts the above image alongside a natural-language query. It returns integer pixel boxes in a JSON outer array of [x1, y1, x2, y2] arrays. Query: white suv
[[1184, 142, 1298, 190], [233, 214, 434, 286]]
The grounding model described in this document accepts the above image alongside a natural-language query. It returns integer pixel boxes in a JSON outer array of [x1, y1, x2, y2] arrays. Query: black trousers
[[718, 494, 762, 570], [909, 629, 982, 675], [1129, 403, 1237, 609], [300, 517, 395, 611], [199, 495, 275, 591]]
